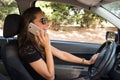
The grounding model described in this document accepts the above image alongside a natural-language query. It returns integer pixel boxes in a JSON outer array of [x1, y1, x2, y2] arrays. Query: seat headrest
[[3, 14, 22, 38]]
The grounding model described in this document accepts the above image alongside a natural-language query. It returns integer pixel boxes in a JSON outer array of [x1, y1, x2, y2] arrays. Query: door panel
[[51, 40, 100, 59], [51, 40, 101, 80]]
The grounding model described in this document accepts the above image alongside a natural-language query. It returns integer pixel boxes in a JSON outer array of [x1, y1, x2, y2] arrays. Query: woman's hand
[[88, 53, 99, 65], [36, 29, 50, 48]]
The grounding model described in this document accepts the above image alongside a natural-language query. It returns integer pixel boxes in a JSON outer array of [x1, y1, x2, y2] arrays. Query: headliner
[[15, 0, 115, 14]]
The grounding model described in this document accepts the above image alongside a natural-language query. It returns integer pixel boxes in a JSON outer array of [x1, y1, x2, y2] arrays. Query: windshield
[[102, 1, 120, 18]]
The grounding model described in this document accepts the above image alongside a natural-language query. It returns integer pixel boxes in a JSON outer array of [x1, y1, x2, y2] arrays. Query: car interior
[[0, 0, 120, 80]]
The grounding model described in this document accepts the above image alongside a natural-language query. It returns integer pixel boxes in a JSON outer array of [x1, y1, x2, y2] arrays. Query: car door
[[51, 40, 101, 80]]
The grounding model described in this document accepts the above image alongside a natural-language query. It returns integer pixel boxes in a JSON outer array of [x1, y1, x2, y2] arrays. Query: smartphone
[[28, 23, 41, 35]]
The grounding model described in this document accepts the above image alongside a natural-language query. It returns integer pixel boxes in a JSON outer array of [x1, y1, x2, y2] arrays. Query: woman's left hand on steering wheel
[[89, 53, 99, 65]]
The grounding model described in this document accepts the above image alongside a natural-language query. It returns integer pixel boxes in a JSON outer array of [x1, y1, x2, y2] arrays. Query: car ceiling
[[77, 0, 116, 6], [15, 0, 116, 14]]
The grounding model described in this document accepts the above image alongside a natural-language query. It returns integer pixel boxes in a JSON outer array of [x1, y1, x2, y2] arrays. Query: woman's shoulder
[[19, 42, 42, 63], [22, 42, 37, 55]]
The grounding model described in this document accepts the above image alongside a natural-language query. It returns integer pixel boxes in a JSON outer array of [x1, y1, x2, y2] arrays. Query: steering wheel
[[88, 40, 117, 80]]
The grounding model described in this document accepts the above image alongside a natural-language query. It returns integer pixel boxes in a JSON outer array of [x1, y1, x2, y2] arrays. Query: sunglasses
[[40, 18, 48, 25]]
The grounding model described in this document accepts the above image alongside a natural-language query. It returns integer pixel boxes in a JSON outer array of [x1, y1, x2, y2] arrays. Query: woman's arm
[[51, 46, 99, 65], [30, 30, 55, 80], [29, 59, 54, 80], [30, 45, 54, 80]]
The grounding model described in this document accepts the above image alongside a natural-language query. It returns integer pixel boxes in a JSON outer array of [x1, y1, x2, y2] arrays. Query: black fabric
[[3, 14, 22, 38], [1, 40, 34, 80], [19, 42, 46, 80], [0, 73, 9, 80], [21, 43, 41, 63]]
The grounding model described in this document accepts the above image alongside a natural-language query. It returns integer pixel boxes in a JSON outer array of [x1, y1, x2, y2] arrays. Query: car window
[[35, 1, 118, 44], [0, 0, 19, 36]]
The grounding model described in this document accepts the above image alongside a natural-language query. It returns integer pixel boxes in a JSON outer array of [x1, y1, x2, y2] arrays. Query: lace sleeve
[[22, 44, 42, 63]]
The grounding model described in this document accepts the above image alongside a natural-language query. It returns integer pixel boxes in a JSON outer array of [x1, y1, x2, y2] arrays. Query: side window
[[35, 1, 117, 44], [0, 1, 19, 36]]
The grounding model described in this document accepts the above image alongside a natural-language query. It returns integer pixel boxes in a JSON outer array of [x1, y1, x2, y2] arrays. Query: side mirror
[[106, 31, 118, 42]]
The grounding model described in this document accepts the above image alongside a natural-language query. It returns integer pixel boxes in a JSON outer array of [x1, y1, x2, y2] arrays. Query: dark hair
[[18, 7, 45, 59]]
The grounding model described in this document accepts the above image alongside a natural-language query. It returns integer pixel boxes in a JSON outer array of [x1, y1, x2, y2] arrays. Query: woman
[[18, 7, 99, 80]]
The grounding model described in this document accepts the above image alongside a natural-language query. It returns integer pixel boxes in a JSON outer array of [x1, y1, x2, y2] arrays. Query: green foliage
[[0, 0, 115, 30], [36, 1, 105, 30], [0, 0, 19, 28]]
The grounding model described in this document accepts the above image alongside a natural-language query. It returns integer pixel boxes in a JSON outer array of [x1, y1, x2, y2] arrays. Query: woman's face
[[33, 12, 49, 31]]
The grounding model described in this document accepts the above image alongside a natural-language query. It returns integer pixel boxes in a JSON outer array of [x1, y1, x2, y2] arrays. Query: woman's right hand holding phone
[[36, 28, 55, 80], [36, 29, 50, 48]]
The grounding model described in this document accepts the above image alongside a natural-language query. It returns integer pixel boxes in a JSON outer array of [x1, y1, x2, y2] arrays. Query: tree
[[0, 0, 18, 28], [36, 1, 106, 30], [1, 1, 117, 30]]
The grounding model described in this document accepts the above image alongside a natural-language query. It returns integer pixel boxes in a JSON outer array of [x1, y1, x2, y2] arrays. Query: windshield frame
[[90, 1, 120, 29], [102, 1, 120, 19]]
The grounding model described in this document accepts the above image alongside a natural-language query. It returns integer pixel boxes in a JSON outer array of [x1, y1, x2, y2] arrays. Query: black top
[[19, 42, 46, 80]]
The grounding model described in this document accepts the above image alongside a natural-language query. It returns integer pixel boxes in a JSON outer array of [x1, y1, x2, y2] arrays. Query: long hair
[[18, 7, 45, 59]]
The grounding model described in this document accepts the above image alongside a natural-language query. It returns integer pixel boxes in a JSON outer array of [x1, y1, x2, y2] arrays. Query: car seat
[[1, 14, 34, 80], [0, 73, 9, 80]]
